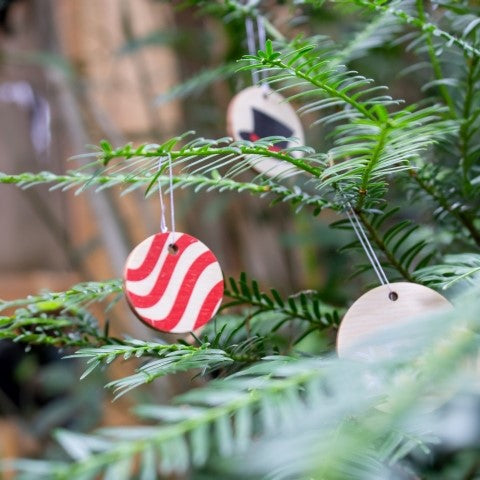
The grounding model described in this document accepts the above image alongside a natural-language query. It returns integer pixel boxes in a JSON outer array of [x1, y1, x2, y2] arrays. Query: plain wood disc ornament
[[337, 282, 453, 360], [123, 232, 224, 334], [227, 86, 305, 177]]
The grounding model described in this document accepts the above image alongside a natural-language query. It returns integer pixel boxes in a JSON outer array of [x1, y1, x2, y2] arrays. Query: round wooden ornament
[[123, 232, 224, 334], [227, 86, 305, 178], [337, 282, 453, 360]]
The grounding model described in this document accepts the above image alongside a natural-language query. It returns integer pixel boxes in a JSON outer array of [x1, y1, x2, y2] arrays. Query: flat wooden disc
[[227, 86, 305, 178], [123, 232, 224, 334], [337, 282, 452, 359]]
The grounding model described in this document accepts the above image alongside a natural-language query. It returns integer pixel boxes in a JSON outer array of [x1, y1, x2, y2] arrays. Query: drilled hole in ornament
[[168, 243, 179, 255], [389, 291, 398, 301]]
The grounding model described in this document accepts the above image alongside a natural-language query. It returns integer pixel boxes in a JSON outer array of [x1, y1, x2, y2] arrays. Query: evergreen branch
[[0, 170, 332, 214], [356, 121, 390, 208], [415, 0, 456, 117], [100, 140, 323, 178], [0, 312, 111, 349], [0, 280, 123, 350], [6, 357, 322, 479], [334, 208, 434, 282], [0, 316, 101, 348], [245, 40, 378, 121], [323, 107, 456, 198], [223, 272, 341, 328], [356, 211, 416, 282], [0, 171, 274, 194], [177, 0, 285, 41], [459, 54, 480, 190], [71, 342, 240, 398], [410, 170, 480, 247], [0, 279, 123, 313], [334, 2, 410, 64], [237, 313, 480, 479], [340, 0, 480, 58], [416, 254, 480, 289], [243, 42, 456, 198], [8, 298, 480, 479]]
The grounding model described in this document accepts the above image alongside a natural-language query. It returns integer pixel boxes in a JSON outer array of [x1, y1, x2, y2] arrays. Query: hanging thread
[[344, 203, 392, 292], [245, 5, 269, 93], [245, 17, 260, 85], [157, 154, 176, 245], [256, 15, 269, 93]]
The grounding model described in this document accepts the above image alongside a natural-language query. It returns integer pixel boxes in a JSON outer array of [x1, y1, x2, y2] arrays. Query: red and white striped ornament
[[123, 232, 224, 333]]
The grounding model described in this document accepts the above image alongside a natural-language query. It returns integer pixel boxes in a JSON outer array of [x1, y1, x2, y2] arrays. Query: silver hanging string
[[245, 2, 269, 93], [167, 154, 176, 244], [344, 202, 391, 290], [245, 16, 260, 85], [256, 15, 269, 92], [157, 155, 176, 244], [157, 157, 167, 234]]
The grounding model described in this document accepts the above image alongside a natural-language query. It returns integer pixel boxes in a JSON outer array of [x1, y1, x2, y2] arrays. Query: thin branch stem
[[411, 171, 480, 248], [357, 123, 390, 209], [222, 290, 337, 327], [348, 0, 480, 58], [356, 210, 416, 282], [110, 145, 323, 178], [0, 315, 113, 348], [459, 55, 479, 193], [415, 0, 456, 117], [0, 171, 332, 215], [266, 58, 378, 122]]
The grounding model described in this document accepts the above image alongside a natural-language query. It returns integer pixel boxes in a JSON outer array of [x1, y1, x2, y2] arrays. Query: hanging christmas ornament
[[226, 14, 305, 178], [336, 204, 452, 360], [123, 157, 224, 333], [336, 282, 453, 360], [227, 86, 305, 177], [124, 231, 224, 334]]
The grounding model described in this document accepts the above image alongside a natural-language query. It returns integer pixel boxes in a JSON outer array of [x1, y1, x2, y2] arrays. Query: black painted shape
[[239, 108, 293, 149]]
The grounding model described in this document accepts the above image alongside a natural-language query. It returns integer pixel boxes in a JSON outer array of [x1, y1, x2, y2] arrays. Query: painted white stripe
[[126, 232, 176, 295], [171, 291, 223, 334], [129, 240, 212, 311], [126, 235, 209, 297], [126, 234, 155, 270], [139, 262, 222, 330]]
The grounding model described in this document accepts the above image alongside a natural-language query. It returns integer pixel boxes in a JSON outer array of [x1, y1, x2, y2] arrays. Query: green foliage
[[1, 0, 480, 478], [0, 280, 122, 347], [416, 253, 480, 290], [5, 295, 480, 479], [223, 272, 340, 327], [73, 342, 236, 399]]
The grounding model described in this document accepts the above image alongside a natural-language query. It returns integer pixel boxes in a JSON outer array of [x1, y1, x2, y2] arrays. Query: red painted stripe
[[127, 250, 217, 309], [268, 145, 281, 152], [127, 234, 192, 282], [249, 132, 282, 152], [139, 258, 220, 331], [126, 234, 169, 281], [193, 281, 224, 330]]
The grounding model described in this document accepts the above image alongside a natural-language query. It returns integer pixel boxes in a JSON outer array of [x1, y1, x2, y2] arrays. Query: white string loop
[[157, 157, 167, 234], [167, 154, 176, 244], [245, 6, 269, 94], [344, 203, 391, 290], [157, 155, 176, 244], [256, 15, 269, 93], [245, 17, 260, 85]]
